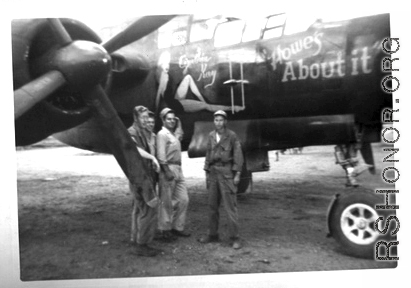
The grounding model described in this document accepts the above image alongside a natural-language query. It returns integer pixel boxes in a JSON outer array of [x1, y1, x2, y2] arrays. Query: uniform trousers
[[158, 164, 189, 231], [129, 183, 157, 245], [207, 165, 239, 239]]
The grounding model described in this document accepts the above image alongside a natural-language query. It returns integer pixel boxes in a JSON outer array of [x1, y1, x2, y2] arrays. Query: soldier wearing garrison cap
[[156, 107, 190, 241], [199, 110, 244, 249], [213, 110, 227, 118]]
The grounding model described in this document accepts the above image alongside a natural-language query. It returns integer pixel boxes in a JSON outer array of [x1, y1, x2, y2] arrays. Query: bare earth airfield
[[16, 138, 396, 280]]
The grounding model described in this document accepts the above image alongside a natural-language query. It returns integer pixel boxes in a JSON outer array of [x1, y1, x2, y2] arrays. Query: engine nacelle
[[12, 18, 102, 146]]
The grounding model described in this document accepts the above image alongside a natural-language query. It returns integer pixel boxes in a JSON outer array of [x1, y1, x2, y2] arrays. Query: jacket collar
[[213, 128, 228, 143], [132, 122, 143, 133], [162, 126, 175, 136]]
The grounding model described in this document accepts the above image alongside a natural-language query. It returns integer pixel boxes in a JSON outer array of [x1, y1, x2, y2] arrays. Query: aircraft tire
[[328, 191, 397, 259]]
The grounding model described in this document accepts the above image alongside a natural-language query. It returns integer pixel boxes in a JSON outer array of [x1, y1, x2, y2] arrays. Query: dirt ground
[[16, 138, 397, 281]]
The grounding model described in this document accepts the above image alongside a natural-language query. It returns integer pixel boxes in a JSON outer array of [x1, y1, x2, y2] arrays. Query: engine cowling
[[13, 18, 103, 146]]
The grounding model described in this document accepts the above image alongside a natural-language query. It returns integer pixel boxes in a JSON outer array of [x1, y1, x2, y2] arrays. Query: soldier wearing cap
[[200, 110, 244, 249], [128, 105, 161, 257], [156, 107, 190, 241]]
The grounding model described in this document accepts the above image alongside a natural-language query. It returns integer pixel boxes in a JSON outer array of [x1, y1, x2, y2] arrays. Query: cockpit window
[[158, 16, 190, 48], [214, 20, 245, 47], [266, 13, 287, 28], [283, 13, 319, 35], [263, 13, 286, 39], [242, 17, 265, 42], [263, 28, 283, 39], [190, 18, 221, 42], [171, 30, 187, 46]]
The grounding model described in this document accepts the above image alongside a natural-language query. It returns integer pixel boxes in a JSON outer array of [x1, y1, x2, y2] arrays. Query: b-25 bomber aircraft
[[12, 13, 395, 259]]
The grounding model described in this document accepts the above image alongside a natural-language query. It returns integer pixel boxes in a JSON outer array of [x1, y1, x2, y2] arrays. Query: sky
[[77, 7, 386, 36], [73, 8, 389, 43]]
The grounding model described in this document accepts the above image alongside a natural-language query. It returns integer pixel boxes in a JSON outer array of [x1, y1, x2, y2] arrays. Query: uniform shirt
[[204, 128, 244, 172], [128, 123, 150, 154], [128, 122, 156, 202], [156, 126, 182, 165], [144, 129, 156, 156]]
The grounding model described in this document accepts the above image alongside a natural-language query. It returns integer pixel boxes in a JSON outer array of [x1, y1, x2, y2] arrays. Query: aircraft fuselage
[[18, 14, 391, 157]]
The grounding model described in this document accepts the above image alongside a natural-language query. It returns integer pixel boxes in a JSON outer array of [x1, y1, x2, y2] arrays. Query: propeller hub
[[54, 40, 111, 90]]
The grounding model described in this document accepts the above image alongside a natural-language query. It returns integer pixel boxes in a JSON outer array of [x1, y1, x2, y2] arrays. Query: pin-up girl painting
[[155, 51, 244, 114]]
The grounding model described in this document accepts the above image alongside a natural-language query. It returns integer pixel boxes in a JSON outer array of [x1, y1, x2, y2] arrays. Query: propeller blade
[[47, 18, 72, 46], [102, 15, 175, 53], [82, 84, 151, 187], [14, 70, 66, 119]]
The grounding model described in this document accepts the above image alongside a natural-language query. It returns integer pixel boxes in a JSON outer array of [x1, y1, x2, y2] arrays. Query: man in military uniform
[[200, 110, 244, 249], [128, 106, 161, 257], [156, 108, 190, 241]]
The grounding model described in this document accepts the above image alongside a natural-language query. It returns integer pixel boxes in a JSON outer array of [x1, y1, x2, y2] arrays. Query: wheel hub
[[356, 218, 367, 230], [340, 203, 379, 245]]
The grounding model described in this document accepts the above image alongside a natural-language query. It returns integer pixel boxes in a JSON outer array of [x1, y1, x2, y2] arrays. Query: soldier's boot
[[135, 244, 161, 257], [230, 237, 242, 249], [198, 234, 219, 244], [171, 229, 191, 237], [157, 230, 177, 242]]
